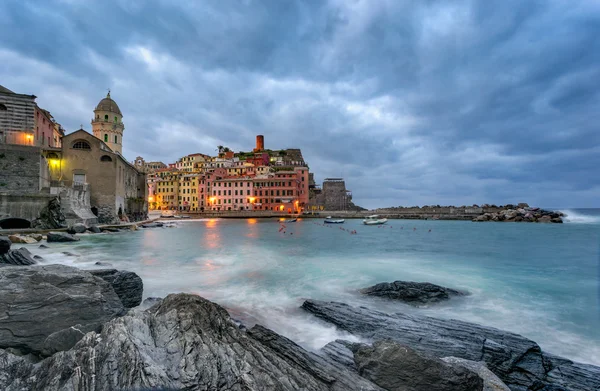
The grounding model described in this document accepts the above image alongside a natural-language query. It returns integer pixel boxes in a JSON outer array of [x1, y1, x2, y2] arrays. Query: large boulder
[[354, 340, 483, 391], [87, 225, 101, 233], [360, 281, 466, 305], [0, 294, 382, 391], [0, 236, 11, 254], [89, 269, 143, 308], [302, 300, 600, 391], [31, 197, 66, 229], [0, 265, 124, 356], [0, 248, 37, 266], [68, 223, 87, 234], [46, 232, 80, 243]]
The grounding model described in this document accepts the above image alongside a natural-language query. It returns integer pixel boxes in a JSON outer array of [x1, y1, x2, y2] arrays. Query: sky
[[1, 0, 599, 209]]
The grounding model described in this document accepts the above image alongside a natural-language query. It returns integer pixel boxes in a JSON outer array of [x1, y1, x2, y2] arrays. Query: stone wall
[[0, 193, 55, 221], [0, 144, 50, 195]]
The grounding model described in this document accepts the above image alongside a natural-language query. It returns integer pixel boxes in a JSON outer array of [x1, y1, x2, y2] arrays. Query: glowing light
[[48, 158, 60, 167], [280, 205, 284, 211], [209, 197, 216, 203], [26, 134, 33, 140], [148, 196, 154, 202], [248, 197, 256, 203]]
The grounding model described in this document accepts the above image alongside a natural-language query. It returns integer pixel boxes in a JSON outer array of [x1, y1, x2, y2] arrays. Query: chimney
[[255, 135, 264, 152]]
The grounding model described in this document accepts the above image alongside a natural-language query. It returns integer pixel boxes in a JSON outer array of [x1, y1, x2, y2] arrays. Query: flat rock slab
[[302, 300, 600, 391], [0, 264, 124, 356], [360, 280, 466, 305]]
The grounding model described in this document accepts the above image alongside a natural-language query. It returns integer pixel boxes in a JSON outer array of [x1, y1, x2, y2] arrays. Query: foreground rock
[[89, 269, 143, 308], [0, 265, 124, 356], [360, 281, 466, 305], [0, 247, 37, 266], [87, 225, 101, 233], [46, 232, 79, 242], [442, 357, 510, 391], [302, 300, 600, 391], [141, 221, 164, 228], [354, 340, 483, 391], [0, 294, 382, 391]]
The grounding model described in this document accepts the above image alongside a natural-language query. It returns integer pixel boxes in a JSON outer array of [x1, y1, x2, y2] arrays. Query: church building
[[56, 92, 147, 223]]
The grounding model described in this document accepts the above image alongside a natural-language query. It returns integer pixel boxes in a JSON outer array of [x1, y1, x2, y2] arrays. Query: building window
[[0, 103, 7, 110], [104, 115, 108, 121], [114, 135, 118, 143], [114, 116, 118, 123], [104, 134, 108, 142], [100, 155, 112, 162], [73, 173, 86, 185], [72, 140, 91, 150]]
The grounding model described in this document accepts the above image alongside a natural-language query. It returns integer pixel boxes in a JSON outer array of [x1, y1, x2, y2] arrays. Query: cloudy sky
[[1, 0, 598, 208]]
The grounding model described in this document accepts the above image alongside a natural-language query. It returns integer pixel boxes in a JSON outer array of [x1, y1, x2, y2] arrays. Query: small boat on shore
[[324, 216, 345, 224], [363, 215, 388, 225], [284, 217, 298, 223]]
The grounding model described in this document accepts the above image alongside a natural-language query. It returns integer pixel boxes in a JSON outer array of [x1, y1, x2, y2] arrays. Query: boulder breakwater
[[0, 234, 598, 390]]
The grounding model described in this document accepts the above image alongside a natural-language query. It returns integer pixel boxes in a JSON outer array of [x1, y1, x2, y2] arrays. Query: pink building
[[34, 107, 57, 147]]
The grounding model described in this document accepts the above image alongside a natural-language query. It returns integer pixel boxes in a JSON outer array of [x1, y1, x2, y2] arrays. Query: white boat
[[324, 216, 345, 224], [284, 217, 298, 223], [363, 215, 388, 225]]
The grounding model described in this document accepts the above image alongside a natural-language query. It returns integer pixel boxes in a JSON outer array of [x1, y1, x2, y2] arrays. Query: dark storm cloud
[[1, 0, 598, 208]]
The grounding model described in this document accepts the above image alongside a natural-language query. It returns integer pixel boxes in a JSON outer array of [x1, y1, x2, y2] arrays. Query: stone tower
[[92, 91, 124, 154]]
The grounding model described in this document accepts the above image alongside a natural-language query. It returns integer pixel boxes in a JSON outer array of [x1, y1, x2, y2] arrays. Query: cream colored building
[[92, 91, 124, 154]]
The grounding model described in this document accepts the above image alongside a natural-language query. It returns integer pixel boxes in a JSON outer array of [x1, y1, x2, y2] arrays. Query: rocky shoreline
[[1, 236, 598, 390], [473, 207, 564, 223]]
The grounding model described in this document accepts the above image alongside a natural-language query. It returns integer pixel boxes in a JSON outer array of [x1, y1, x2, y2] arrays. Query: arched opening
[[0, 103, 7, 110], [0, 218, 31, 229], [47, 152, 58, 159], [72, 140, 91, 150], [104, 114, 108, 121], [100, 155, 112, 162], [104, 134, 108, 142], [91, 207, 98, 216], [114, 135, 118, 143]]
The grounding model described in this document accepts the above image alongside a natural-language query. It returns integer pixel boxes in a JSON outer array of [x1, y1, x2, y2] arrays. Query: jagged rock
[[0, 294, 382, 391], [0, 248, 37, 266], [7, 235, 37, 244], [38, 244, 49, 249], [0, 236, 10, 254], [301, 300, 600, 391], [139, 296, 162, 309], [0, 264, 123, 356], [29, 234, 43, 242], [31, 198, 66, 230], [94, 261, 112, 266], [101, 227, 120, 232], [89, 269, 143, 308], [442, 357, 510, 391], [354, 340, 483, 391], [32, 255, 44, 261], [46, 232, 79, 242], [360, 281, 466, 305], [87, 225, 101, 233], [68, 223, 87, 234]]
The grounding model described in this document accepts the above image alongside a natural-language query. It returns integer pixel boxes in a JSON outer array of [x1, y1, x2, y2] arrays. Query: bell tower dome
[[92, 91, 124, 154]]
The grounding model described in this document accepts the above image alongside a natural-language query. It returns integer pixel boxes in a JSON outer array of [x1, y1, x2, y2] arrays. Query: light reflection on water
[[21, 217, 600, 365]]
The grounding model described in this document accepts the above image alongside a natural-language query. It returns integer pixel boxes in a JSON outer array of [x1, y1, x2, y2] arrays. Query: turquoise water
[[27, 209, 600, 365]]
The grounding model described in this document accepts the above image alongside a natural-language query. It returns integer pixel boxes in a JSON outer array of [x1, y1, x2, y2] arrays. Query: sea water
[[25, 209, 600, 366]]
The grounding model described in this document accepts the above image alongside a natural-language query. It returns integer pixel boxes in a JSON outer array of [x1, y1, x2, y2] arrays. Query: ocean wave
[[560, 209, 600, 224]]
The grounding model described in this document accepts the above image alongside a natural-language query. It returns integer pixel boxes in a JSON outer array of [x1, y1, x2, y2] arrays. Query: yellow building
[[178, 174, 200, 211], [155, 174, 179, 210]]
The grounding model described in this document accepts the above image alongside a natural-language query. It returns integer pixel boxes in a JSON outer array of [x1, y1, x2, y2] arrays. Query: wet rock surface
[[89, 269, 144, 308], [0, 264, 124, 356], [0, 247, 37, 265], [0, 236, 12, 254], [302, 300, 600, 391], [354, 340, 483, 391], [360, 281, 466, 305], [0, 294, 382, 391]]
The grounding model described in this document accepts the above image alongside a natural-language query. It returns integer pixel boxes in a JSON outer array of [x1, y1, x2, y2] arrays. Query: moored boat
[[284, 217, 298, 223], [363, 215, 388, 225], [324, 216, 345, 224]]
